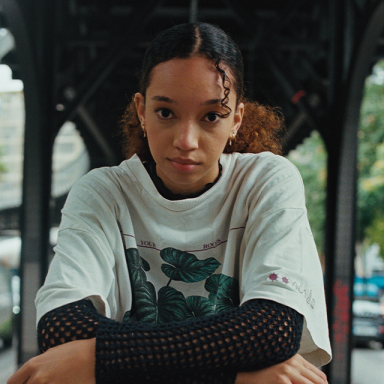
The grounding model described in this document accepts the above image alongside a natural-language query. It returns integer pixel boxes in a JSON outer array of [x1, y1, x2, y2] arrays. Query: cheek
[[210, 127, 232, 145], [147, 131, 169, 158], [203, 135, 228, 157]]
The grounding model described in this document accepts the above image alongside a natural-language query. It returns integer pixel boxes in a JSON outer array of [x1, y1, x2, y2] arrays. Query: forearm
[[38, 299, 99, 352], [37, 300, 236, 383], [38, 299, 303, 383], [96, 299, 302, 382]]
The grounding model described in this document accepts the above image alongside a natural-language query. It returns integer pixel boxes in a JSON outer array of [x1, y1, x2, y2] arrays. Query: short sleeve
[[35, 170, 132, 324], [240, 156, 332, 367]]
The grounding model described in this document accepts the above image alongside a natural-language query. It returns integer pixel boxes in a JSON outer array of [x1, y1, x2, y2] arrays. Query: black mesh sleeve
[[37, 299, 99, 352], [37, 299, 303, 384]]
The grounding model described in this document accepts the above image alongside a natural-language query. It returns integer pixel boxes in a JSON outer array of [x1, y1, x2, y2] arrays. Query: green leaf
[[125, 248, 150, 287], [141, 257, 150, 271], [135, 281, 158, 323], [157, 286, 190, 323], [205, 274, 240, 314], [122, 310, 131, 323], [160, 247, 220, 283], [215, 297, 237, 314], [186, 296, 214, 318], [134, 284, 190, 324]]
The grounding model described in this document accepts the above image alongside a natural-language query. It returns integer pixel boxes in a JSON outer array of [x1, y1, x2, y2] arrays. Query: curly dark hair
[[120, 22, 284, 161]]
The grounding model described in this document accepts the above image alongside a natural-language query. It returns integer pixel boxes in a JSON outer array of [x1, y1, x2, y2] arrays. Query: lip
[[168, 157, 200, 172], [169, 157, 198, 165]]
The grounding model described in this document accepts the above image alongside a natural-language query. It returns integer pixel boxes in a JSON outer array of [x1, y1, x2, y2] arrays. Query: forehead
[[146, 56, 234, 100]]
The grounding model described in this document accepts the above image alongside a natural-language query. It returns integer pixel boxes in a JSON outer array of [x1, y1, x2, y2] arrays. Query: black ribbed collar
[[143, 161, 222, 201]]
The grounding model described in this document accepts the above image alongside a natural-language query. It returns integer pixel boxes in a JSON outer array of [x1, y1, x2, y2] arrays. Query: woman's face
[[135, 56, 244, 195]]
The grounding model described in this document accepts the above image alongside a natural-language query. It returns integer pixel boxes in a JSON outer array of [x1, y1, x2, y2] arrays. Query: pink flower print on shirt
[[268, 273, 278, 282], [267, 273, 289, 284], [267, 272, 315, 309]]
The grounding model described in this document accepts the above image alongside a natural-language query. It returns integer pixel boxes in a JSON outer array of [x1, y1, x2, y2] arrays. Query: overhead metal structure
[[0, 1, 384, 383]]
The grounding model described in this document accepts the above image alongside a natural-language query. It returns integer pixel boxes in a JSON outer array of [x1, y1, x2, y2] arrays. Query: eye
[[204, 112, 221, 123], [155, 108, 174, 119]]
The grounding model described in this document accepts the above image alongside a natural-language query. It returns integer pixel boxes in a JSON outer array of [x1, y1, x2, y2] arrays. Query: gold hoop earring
[[142, 124, 146, 138]]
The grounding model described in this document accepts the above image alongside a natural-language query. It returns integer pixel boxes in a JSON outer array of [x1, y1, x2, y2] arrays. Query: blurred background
[[0, 1, 383, 383]]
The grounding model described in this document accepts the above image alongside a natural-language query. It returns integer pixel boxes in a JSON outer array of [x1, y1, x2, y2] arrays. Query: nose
[[173, 122, 199, 151]]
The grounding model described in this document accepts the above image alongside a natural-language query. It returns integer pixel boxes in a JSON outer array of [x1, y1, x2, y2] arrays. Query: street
[[351, 346, 384, 384], [1, 344, 384, 383], [0, 345, 16, 384]]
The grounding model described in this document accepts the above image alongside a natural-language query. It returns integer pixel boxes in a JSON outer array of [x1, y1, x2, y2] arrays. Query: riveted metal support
[[1, 0, 55, 364], [324, 2, 384, 383]]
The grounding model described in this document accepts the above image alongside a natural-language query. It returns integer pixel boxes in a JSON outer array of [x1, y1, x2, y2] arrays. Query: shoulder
[[70, 158, 137, 195], [224, 152, 303, 187], [63, 159, 140, 212], [222, 152, 305, 210]]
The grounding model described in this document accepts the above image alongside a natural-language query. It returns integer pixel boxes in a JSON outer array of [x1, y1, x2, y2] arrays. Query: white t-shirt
[[35, 151, 332, 367]]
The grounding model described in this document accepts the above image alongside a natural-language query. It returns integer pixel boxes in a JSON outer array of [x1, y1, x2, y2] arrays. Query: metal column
[[2, 0, 56, 363], [324, 2, 384, 383]]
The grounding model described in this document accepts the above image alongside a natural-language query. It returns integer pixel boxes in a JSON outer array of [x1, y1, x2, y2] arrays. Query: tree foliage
[[286, 130, 327, 255], [286, 60, 384, 260], [357, 59, 384, 258], [0, 147, 7, 179]]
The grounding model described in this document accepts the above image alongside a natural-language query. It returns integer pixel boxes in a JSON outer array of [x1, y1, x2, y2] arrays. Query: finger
[[7, 358, 37, 384], [7, 364, 30, 384], [288, 355, 327, 384], [300, 364, 328, 384], [301, 359, 327, 381]]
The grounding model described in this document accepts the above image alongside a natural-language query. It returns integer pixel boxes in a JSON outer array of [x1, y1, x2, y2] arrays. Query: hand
[[235, 354, 328, 384], [7, 338, 96, 384]]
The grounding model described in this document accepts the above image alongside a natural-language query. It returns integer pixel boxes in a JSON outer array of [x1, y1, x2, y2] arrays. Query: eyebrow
[[151, 95, 175, 103], [151, 95, 223, 107], [202, 98, 222, 106]]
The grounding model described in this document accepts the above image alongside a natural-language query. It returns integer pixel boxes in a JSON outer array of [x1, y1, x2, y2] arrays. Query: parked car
[[353, 299, 384, 347], [0, 264, 13, 347]]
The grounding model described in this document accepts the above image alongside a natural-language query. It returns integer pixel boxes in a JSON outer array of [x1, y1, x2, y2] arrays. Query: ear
[[134, 92, 145, 126], [232, 102, 244, 136]]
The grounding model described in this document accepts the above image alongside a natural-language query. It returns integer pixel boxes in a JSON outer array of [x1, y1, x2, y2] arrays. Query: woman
[[8, 22, 331, 384]]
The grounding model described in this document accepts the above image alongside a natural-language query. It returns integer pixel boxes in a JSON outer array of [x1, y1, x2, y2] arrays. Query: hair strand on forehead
[[214, 58, 232, 117]]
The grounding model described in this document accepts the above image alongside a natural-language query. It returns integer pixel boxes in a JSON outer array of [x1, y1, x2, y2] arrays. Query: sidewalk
[[0, 343, 16, 384]]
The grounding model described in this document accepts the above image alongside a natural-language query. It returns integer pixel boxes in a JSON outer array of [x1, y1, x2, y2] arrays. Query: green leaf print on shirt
[[160, 247, 221, 284], [135, 282, 191, 324], [122, 310, 131, 323], [123, 247, 239, 324], [205, 274, 240, 314], [185, 296, 214, 318], [125, 248, 150, 286]]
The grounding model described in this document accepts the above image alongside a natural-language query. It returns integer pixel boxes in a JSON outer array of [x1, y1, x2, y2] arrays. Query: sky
[[0, 64, 23, 93]]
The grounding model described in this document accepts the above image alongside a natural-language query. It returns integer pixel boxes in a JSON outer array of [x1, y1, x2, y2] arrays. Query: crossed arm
[[7, 298, 327, 384]]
